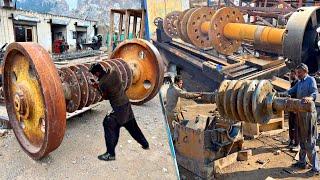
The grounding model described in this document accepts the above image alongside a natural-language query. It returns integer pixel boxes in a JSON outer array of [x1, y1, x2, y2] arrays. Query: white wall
[[0, 8, 97, 52]]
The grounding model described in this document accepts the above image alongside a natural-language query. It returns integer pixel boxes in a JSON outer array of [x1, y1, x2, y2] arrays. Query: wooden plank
[[108, 11, 114, 54], [124, 10, 130, 40], [213, 152, 238, 173], [133, 16, 138, 38]]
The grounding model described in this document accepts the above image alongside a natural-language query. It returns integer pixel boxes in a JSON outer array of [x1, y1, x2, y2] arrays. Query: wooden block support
[[237, 149, 252, 161], [243, 112, 285, 138], [213, 152, 238, 173]]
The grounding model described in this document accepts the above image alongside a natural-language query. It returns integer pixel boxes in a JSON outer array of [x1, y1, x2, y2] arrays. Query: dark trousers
[[103, 103, 148, 156], [288, 112, 299, 145]]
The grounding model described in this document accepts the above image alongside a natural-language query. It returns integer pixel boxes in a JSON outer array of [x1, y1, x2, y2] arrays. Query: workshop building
[[0, 6, 97, 52]]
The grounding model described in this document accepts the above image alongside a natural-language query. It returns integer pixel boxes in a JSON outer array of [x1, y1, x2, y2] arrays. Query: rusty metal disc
[[83, 63, 102, 104], [177, 9, 189, 42], [77, 64, 96, 107], [237, 81, 250, 122], [209, 7, 245, 55], [215, 80, 230, 117], [117, 58, 133, 90], [230, 80, 244, 121], [252, 80, 274, 124], [243, 80, 259, 123], [180, 8, 197, 44], [69, 65, 89, 110], [109, 59, 128, 89], [163, 11, 181, 39], [58, 67, 81, 113], [110, 39, 164, 105], [187, 7, 215, 48], [3, 42, 66, 159], [223, 80, 237, 120]]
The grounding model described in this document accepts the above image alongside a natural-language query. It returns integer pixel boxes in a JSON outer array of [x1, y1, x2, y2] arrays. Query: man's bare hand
[[302, 97, 313, 104]]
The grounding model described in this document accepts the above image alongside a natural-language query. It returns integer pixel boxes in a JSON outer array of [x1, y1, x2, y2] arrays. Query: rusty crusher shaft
[[208, 80, 314, 124], [3, 39, 164, 160]]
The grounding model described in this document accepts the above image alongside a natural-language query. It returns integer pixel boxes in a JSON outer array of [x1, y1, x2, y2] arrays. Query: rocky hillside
[[15, 0, 142, 24]]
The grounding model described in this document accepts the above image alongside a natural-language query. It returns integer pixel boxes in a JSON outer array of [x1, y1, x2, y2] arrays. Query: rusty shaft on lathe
[[210, 80, 313, 124]]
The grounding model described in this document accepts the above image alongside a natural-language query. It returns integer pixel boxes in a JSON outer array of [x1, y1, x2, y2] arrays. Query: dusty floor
[[218, 130, 320, 180], [176, 98, 320, 180], [0, 96, 177, 180]]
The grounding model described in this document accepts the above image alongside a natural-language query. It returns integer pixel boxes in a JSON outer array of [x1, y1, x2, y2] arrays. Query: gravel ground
[[0, 96, 177, 180]]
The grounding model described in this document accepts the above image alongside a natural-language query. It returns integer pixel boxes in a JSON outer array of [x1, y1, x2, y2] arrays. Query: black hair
[[290, 69, 296, 73], [174, 75, 182, 83]]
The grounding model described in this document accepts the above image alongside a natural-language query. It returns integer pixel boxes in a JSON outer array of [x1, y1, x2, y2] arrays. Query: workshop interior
[[1, 0, 320, 179]]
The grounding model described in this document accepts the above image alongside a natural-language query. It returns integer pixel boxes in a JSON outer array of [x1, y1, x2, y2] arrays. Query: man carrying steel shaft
[[285, 63, 320, 175], [89, 63, 149, 161]]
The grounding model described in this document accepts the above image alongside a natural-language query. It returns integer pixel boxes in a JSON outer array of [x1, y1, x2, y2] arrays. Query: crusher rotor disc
[[252, 80, 275, 124], [77, 64, 96, 107], [58, 67, 81, 113], [237, 81, 251, 122], [186, 7, 215, 48], [243, 80, 259, 123], [215, 80, 230, 117], [180, 8, 197, 44], [163, 11, 181, 39], [230, 80, 244, 121], [177, 9, 189, 43], [69, 65, 89, 109], [3, 42, 66, 159], [209, 7, 245, 55], [223, 80, 237, 119], [110, 39, 164, 105]]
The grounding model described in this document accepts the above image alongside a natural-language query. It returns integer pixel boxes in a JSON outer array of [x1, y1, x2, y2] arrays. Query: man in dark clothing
[[89, 63, 149, 161], [288, 69, 299, 149]]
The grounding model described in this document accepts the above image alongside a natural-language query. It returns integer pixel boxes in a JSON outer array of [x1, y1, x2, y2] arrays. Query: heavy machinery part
[[214, 79, 314, 124], [69, 65, 89, 109], [230, 80, 244, 121], [77, 64, 96, 107], [186, 7, 215, 48], [180, 8, 197, 44], [58, 67, 81, 113], [223, 80, 237, 120], [3, 43, 66, 159], [110, 39, 164, 105], [209, 7, 245, 55], [3, 39, 164, 159], [283, 6, 320, 72], [215, 80, 230, 117], [177, 9, 189, 42], [243, 80, 259, 123], [163, 11, 181, 39]]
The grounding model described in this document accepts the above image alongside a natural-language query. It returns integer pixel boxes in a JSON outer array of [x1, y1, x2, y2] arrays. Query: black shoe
[[98, 152, 115, 161], [292, 162, 307, 169], [307, 169, 320, 176], [142, 142, 149, 150]]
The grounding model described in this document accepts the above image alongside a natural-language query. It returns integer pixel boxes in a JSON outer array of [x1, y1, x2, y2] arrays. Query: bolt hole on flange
[[143, 80, 152, 90], [11, 71, 17, 82], [28, 64, 37, 79], [138, 51, 145, 60]]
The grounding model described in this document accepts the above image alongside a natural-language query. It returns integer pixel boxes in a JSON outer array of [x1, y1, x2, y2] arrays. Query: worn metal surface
[[110, 39, 164, 105], [283, 6, 320, 73], [212, 79, 314, 124], [163, 11, 181, 39], [180, 8, 197, 44], [3, 39, 164, 159], [186, 7, 215, 48], [3, 42, 66, 160], [209, 7, 245, 55], [58, 67, 81, 113]]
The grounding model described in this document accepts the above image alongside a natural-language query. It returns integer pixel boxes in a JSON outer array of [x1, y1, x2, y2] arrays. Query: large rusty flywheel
[[3, 39, 164, 159]]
